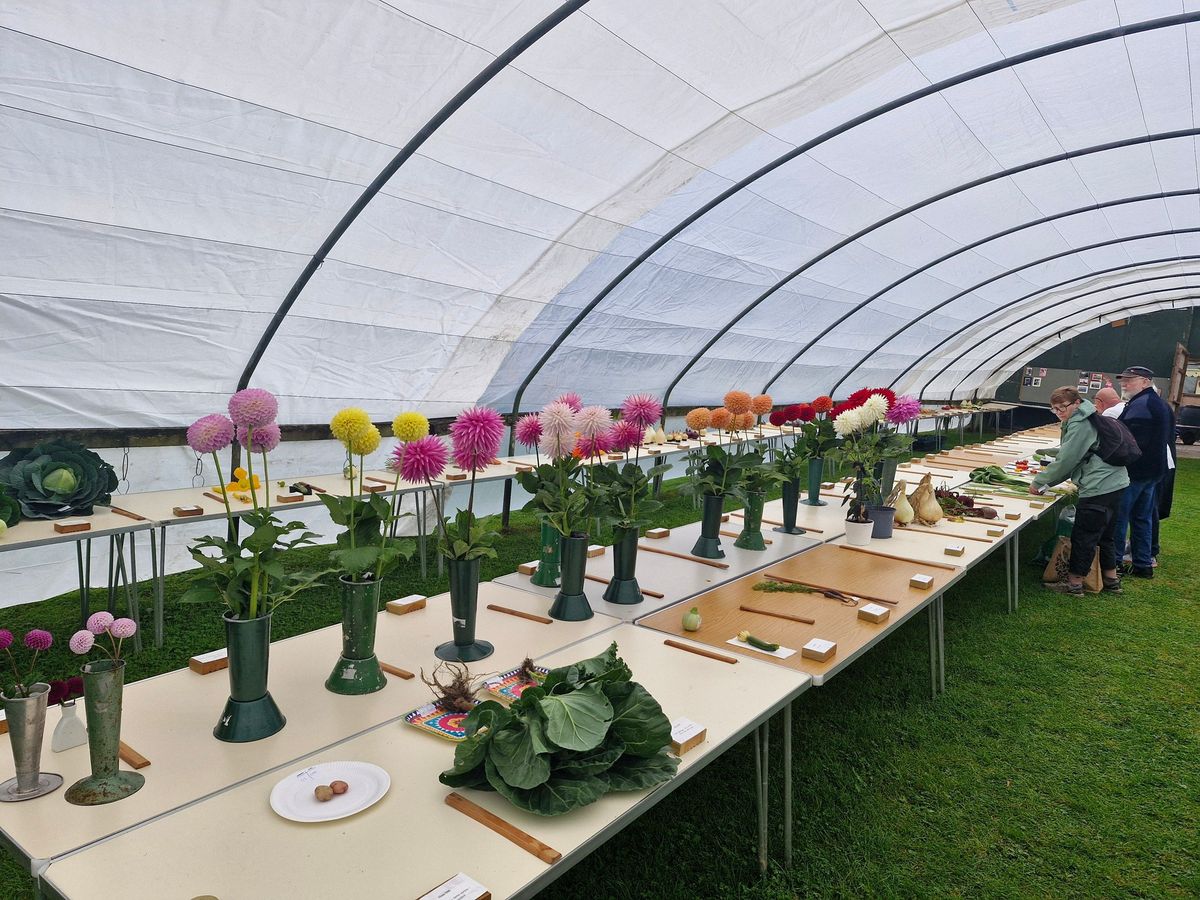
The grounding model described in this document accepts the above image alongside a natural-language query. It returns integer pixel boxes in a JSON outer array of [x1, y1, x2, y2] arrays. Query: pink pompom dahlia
[[450, 407, 504, 473], [555, 392, 583, 413], [515, 413, 543, 448], [23, 629, 52, 651], [578, 430, 612, 458], [399, 435, 449, 484], [238, 422, 281, 454], [228, 388, 279, 428], [69, 630, 95, 655], [187, 414, 234, 455], [86, 611, 114, 635], [620, 394, 662, 430], [576, 405, 612, 437]]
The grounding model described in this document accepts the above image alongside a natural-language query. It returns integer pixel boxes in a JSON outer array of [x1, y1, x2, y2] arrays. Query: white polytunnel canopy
[[5, 0, 1200, 431]]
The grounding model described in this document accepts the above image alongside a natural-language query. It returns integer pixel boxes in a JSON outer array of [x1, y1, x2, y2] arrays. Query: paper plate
[[269, 761, 390, 823]]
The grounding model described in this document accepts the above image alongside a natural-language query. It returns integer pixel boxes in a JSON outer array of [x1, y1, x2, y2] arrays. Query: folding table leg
[[753, 722, 770, 873], [937, 595, 946, 694], [928, 603, 938, 698], [783, 702, 793, 867]]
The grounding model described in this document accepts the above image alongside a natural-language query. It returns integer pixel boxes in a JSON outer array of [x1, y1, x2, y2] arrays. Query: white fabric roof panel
[[7, 0, 1200, 433]]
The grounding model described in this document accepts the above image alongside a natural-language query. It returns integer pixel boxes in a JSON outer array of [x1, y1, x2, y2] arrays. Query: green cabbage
[[0, 439, 117, 519], [0, 487, 19, 527]]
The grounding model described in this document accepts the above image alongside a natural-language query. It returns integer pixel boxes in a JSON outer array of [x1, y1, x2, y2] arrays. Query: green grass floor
[[2, 445, 1196, 898]]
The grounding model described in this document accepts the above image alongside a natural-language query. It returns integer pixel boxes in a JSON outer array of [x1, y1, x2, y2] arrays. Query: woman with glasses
[[1031, 387, 1129, 596]]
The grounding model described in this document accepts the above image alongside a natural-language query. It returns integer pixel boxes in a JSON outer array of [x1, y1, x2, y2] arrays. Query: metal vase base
[[213, 692, 286, 743], [549, 592, 594, 621], [64, 770, 143, 806], [689, 536, 724, 558], [0, 773, 62, 802], [800, 498, 827, 507], [325, 654, 387, 695], [773, 525, 807, 535], [602, 577, 643, 605], [434, 639, 494, 663]]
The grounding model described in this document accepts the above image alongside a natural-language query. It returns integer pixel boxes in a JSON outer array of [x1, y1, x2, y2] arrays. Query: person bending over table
[[1030, 387, 1129, 596]]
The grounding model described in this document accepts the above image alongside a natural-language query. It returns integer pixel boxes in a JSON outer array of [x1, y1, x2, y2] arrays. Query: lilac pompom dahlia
[[187, 414, 234, 455], [109, 618, 138, 640], [69, 630, 95, 655], [0, 629, 12, 651], [450, 407, 504, 473], [886, 395, 922, 425], [620, 394, 662, 430], [86, 611, 114, 635], [23, 629, 53, 651], [238, 422, 281, 454], [228, 388, 279, 428], [400, 435, 449, 484]]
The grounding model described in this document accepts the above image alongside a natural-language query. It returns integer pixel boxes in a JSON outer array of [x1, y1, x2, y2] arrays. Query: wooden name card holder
[[386, 595, 427, 615]]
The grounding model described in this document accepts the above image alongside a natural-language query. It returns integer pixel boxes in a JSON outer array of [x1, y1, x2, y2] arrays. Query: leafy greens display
[[439, 642, 678, 816], [0, 439, 118, 519]]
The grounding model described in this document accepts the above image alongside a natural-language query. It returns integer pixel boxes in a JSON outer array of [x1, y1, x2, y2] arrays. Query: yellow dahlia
[[392, 411, 429, 443], [348, 424, 381, 456], [330, 407, 372, 443]]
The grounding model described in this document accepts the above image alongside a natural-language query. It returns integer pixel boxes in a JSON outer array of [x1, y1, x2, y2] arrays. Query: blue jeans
[[1114, 479, 1157, 568]]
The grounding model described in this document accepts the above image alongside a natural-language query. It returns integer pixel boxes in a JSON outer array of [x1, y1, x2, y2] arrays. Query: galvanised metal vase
[[213, 612, 286, 743], [436, 557, 494, 662], [550, 535, 593, 620], [65, 660, 143, 805], [0, 683, 62, 802], [803, 458, 827, 507], [603, 526, 643, 605], [326, 576, 387, 695]]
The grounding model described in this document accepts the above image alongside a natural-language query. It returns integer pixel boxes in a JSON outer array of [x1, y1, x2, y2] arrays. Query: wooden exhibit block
[[857, 603, 891, 624], [276, 494, 304, 503], [1030, 501, 1045, 509], [386, 594, 427, 615], [909, 573, 935, 590], [172, 505, 203, 517], [669, 718, 707, 755], [645, 527, 670, 539], [517, 561, 539, 576], [986, 527, 1004, 537], [898, 463, 912, 469], [446, 473, 468, 481], [363, 483, 387, 493], [945, 544, 966, 557], [606, 454, 625, 461], [515, 465, 534, 473], [821, 482, 835, 489], [420, 872, 491, 900], [586, 544, 604, 558], [720, 513, 730, 523], [801, 638, 837, 662], [1004, 512, 1021, 521], [53, 519, 90, 534], [646, 448, 662, 456], [188, 647, 228, 675]]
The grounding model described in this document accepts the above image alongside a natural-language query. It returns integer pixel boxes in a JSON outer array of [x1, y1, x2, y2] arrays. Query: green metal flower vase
[[603, 526, 643, 605], [213, 612, 286, 743], [65, 660, 144, 805], [691, 494, 726, 559], [530, 520, 561, 587], [734, 491, 767, 550], [436, 558, 494, 662], [326, 576, 387, 695], [775, 478, 806, 535], [550, 534, 593, 620], [803, 458, 827, 507], [1, 684, 62, 802]]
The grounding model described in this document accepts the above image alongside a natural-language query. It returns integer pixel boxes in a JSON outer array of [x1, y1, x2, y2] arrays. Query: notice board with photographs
[[1017, 366, 1168, 405]]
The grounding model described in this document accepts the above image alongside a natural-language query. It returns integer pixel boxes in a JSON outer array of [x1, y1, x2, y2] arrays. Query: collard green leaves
[[438, 642, 678, 815]]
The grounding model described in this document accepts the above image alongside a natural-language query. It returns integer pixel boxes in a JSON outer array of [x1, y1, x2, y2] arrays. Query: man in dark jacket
[[1114, 366, 1173, 577]]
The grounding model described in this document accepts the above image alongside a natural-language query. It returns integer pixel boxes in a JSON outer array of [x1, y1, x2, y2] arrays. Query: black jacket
[[1118, 388, 1172, 481]]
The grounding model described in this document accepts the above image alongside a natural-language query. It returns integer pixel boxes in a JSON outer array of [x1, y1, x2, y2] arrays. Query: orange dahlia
[[736, 412, 755, 430], [750, 393, 773, 415], [685, 407, 712, 431], [812, 395, 834, 414], [710, 407, 733, 430], [723, 390, 752, 415]]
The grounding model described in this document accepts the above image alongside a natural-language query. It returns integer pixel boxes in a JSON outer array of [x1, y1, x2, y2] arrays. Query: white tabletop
[[41, 624, 809, 900]]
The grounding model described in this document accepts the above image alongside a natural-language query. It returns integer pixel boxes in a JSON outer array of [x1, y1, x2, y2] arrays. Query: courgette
[[737, 630, 779, 652]]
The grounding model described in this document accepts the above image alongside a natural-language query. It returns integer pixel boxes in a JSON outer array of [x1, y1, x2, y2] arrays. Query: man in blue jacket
[[1114, 366, 1173, 578]]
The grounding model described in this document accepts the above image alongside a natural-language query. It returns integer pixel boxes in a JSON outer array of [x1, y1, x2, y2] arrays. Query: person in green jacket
[[1031, 387, 1130, 595]]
